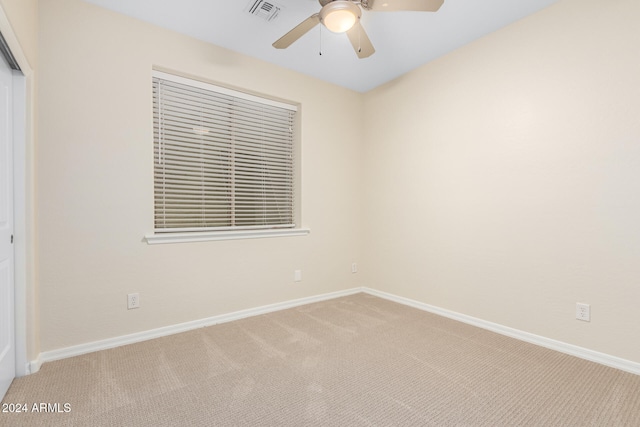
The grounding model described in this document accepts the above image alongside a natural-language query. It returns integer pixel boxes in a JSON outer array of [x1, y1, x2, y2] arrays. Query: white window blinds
[[153, 72, 297, 233]]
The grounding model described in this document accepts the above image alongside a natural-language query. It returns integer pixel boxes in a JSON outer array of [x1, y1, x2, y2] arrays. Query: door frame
[[0, 6, 35, 377]]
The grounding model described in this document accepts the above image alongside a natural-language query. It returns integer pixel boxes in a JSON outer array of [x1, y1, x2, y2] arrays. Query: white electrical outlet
[[351, 263, 358, 273], [576, 303, 590, 322], [294, 270, 302, 282], [127, 293, 140, 310]]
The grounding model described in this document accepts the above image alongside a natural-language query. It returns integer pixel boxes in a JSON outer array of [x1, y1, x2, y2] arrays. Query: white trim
[[11, 70, 26, 377], [36, 287, 363, 364], [144, 227, 310, 245], [152, 70, 298, 111], [27, 354, 41, 375], [30, 287, 640, 376], [362, 288, 640, 376], [0, 4, 34, 379]]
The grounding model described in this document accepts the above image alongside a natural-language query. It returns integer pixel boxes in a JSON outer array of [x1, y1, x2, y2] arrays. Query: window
[[146, 71, 308, 244]]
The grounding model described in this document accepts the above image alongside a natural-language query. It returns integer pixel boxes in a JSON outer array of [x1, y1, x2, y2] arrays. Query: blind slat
[[154, 73, 296, 231]]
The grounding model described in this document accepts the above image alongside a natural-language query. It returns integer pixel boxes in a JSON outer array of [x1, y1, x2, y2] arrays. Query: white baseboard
[[362, 287, 640, 376], [34, 287, 364, 366], [27, 355, 42, 375], [30, 286, 640, 377]]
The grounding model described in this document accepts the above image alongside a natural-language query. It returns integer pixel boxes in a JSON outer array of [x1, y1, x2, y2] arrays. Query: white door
[[0, 51, 14, 400]]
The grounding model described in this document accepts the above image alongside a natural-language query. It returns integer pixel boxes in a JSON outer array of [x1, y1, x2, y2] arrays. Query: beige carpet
[[1, 293, 639, 426]]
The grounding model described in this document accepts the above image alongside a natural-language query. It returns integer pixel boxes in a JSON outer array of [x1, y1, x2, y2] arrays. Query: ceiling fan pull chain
[[319, 24, 323, 56], [358, 19, 362, 53]]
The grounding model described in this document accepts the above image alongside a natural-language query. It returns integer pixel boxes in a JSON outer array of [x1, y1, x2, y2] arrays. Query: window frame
[[145, 70, 309, 244]]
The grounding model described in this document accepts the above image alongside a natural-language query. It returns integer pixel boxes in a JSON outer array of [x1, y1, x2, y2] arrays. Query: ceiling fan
[[272, 0, 444, 59]]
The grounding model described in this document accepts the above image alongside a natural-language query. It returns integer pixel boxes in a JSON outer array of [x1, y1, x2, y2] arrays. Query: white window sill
[[144, 228, 310, 245]]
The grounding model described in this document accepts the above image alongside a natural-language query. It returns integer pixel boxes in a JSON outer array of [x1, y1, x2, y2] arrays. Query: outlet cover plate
[[576, 302, 590, 322], [128, 293, 140, 309]]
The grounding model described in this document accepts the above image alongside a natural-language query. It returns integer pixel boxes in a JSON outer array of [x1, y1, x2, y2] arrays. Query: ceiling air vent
[[245, 0, 283, 22]]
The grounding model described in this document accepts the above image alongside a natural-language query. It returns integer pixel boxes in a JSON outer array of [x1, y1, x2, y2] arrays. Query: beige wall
[[363, 0, 640, 363], [37, 0, 363, 351], [35, 0, 640, 365]]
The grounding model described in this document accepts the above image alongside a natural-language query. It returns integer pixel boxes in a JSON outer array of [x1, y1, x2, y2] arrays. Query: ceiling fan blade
[[346, 21, 375, 59], [273, 14, 320, 49], [367, 0, 444, 12]]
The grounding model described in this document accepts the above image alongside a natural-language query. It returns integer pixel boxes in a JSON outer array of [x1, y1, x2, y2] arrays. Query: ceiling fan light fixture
[[320, 1, 361, 33]]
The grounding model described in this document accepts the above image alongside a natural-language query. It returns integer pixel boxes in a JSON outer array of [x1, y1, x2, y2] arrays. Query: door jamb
[[0, 6, 36, 377]]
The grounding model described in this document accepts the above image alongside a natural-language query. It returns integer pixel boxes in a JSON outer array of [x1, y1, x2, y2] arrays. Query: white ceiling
[[84, 0, 559, 92]]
